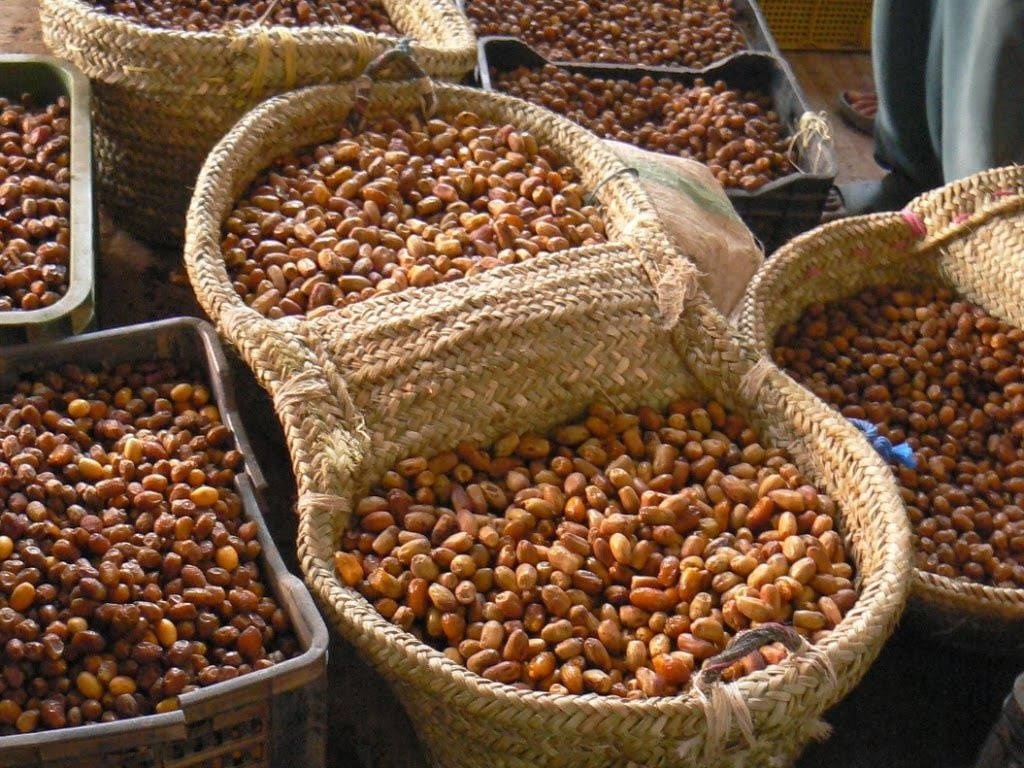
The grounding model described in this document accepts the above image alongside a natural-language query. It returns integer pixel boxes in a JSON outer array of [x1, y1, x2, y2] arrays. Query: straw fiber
[[738, 165, 1024, 651], [38, 0, 476, 245], [184, 79, 913, 766]]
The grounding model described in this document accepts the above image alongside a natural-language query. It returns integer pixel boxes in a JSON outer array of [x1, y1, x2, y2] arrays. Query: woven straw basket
[[737, 165, 1024, 651], [38, 0, 476, 246], [183, 78, 912, 766]]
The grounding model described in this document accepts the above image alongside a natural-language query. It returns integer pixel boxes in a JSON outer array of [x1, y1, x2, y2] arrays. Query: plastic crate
[[0, 318, 328, 768], [759, 0, 872, 51]]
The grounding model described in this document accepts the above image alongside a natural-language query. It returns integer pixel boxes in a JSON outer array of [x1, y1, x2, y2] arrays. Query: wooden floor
[[787, 51, 883, 185], [2, 1, 44, 54]]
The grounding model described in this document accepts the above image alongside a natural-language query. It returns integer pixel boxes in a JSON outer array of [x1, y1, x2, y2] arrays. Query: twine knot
[[899, 208, 927, 239], [738, 357, 776, 403], [787, 111, 833, 174]]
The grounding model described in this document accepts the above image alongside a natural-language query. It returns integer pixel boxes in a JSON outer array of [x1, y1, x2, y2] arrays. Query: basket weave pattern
[[184, 81, 913, 767], [38, 0, 476, 245], [737, 165, 1024, 646]]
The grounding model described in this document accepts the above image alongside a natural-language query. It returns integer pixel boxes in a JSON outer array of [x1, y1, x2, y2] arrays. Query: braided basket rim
[[36, 0, 475, 88], [38, 0, 474, 50]]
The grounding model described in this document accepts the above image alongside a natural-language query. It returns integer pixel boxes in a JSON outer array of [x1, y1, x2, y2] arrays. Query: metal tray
[[0, 55, 96, 344], [478, 38, 837, 252], [0, 317, 328, 768]]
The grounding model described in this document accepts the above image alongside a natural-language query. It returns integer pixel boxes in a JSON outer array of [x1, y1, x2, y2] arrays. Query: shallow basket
[[38, 0, 476, 247], [736, 165, 1024, 652], [184, 78, 912, 767]]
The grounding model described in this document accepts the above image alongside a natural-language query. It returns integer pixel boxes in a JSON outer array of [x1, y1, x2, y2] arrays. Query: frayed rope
[[273, 368, 332, 412], [787, 111, 833, 174], [738, 357, 776, 403], [674, 624, 837, 763]]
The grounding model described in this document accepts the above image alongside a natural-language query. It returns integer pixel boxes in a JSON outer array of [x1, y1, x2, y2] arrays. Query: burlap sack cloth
[[38, 0, 476, 246], [184, 78, 912, 767], [738, 165, 1024, 653], [607, 141, 763, 315]]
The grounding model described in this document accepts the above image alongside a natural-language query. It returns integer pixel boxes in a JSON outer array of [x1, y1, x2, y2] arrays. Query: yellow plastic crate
[[759, 0, 872, 50]]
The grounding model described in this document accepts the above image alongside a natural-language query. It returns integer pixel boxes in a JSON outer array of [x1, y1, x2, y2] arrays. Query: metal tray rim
[[0, 54, 95, 334]]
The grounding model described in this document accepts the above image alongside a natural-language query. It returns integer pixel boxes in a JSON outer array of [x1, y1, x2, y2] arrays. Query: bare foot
[[844, 90, 877, 120]]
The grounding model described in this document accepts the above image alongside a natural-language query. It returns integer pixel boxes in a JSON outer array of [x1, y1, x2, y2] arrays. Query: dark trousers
[[873, 0, 1024, 189]]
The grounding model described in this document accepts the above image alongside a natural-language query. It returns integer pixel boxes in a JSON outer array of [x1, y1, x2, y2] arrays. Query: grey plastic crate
[[0, 317, 328, 768], [0, 55, 96, 344]]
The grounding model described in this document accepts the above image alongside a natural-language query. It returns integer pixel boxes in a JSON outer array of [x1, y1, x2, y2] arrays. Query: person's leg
[[871, 0, 943, 190], [938, 0, 1024, 182], [827, 0, 941, 218]]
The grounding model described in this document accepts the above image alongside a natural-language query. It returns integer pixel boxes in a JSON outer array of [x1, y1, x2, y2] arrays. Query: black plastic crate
[[458, 0, 782, 70], [478, 37, 836, 252]]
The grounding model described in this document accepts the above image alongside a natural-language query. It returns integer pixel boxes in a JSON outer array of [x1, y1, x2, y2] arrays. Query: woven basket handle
[[348, 38, 436, 132]]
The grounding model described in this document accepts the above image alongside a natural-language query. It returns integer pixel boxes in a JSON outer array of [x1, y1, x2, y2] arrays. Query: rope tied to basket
[[584, 166, 640, 206], [655, 256, 700, 328], [272, 367, 334, 413], [221, 0, 299, 102], [787, 111, 833, 175], [681, 623, 836, 763], [899, 208, 927, 239], [347, 38, 435, 132], [298, 491, 348, 515], [590, 166, 704, 327], [613, 214, 701, 328], [738, 356, 776, 403]]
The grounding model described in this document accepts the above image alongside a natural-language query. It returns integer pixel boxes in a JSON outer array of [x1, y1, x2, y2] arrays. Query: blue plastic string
[[848, 418, 918, 469]]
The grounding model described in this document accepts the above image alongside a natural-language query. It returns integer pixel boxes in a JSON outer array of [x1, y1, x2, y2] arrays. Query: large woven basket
[[39, 0, 476, 247], [737, 165, 1024, 652], [183, 78, 913, 766]]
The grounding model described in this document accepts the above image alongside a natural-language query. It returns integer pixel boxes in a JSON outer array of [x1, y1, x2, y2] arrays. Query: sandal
[[821, 186, 847, 223], [838, 89, 876, 135]]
